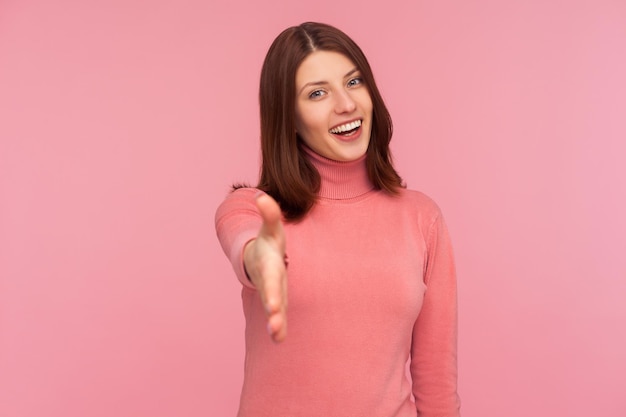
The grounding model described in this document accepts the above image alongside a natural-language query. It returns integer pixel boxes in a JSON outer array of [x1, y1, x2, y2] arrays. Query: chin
[[333, 147, 368, 162]]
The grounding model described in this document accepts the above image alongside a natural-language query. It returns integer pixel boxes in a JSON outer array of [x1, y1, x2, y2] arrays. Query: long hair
[[255, 22, 404, 221]]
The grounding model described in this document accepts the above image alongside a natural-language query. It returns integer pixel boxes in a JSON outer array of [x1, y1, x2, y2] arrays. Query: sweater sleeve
[[410, 210, 461, 417], [214, 188, 262, 289]]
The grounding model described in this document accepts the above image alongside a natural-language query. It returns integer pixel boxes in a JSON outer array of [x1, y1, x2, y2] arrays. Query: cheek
[[298, 108, 327, 135], [361, 93, 374, 115], [295, 103, 310, 131]]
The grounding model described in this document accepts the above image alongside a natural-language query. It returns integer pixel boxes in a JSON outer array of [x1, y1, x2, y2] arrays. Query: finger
[[268, 312, 287, 343], [274, 274, 288, 342], [256, 193, 283, 240], [267, 300, 287, 343], [264, 262, 287, 342], [261, 261, 285, 315]]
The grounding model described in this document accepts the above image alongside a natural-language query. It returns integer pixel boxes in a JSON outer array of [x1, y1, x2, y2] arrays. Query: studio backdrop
[[1, 1, 625, 416]]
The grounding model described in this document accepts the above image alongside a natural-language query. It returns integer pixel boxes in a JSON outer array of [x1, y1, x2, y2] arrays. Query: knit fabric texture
[[215, 148, 460, 417]]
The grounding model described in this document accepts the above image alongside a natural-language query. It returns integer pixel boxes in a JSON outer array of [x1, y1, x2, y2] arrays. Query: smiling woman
[[215, 22, 461, 417], [254, 22, 403, 221]]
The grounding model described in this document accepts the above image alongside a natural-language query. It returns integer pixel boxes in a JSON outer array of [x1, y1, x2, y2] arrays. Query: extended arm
[[215, 190, 288, 342]]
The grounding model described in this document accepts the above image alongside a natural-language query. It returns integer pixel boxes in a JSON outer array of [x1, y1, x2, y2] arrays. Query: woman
[[215, 22, 460, 417]]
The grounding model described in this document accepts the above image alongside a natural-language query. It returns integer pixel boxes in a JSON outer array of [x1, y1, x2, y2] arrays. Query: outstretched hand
[[243, 193, 288, 342]]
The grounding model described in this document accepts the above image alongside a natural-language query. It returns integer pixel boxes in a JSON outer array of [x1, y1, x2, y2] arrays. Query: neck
[[302, 145, 374, 200]]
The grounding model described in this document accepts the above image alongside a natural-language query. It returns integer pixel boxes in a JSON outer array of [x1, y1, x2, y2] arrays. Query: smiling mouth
[[329, 119, 362, 136]]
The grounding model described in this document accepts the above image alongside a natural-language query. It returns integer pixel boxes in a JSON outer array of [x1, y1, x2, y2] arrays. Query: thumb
[[256, 193, 284, 241]]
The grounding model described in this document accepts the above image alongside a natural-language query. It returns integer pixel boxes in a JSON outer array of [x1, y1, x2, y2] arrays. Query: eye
[[308, 89, 326, 99], [347, 77, 363, 87]]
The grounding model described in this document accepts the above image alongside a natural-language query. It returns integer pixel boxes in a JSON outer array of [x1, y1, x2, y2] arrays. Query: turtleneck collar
[[302, 145, 375, 200]]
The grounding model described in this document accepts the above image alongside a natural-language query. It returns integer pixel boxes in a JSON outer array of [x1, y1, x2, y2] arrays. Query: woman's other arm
[[410, 211, 461, 417]]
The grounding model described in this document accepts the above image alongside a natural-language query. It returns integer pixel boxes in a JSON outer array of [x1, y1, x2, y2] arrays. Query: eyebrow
[[298, 67, 360, 95]]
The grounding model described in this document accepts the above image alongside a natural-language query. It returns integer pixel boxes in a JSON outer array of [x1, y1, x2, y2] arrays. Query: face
[[294, 50, 373, 162]]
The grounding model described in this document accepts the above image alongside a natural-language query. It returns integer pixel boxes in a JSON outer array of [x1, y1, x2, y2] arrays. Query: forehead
[[295, 51, 357, 86]]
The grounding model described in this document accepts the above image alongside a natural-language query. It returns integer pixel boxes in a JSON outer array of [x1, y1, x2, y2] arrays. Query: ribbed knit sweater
[[215, 148, 460, 417]]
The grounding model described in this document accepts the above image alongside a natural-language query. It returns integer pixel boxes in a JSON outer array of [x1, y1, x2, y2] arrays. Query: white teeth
[[330, 119, 361, 134]]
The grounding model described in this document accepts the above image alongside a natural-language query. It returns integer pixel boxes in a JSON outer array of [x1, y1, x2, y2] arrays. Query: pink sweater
[[215, 148, 460, 417]]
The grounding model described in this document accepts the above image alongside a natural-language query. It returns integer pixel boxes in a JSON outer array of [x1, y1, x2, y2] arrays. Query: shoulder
[[396, 188, 444, 219], [223, 186, 259, 202], [220, 187, 259, 204], [364, 188, 445, 236], [214, 187, 260, 221]]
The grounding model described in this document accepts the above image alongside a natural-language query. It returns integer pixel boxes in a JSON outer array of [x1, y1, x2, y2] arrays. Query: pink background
[[1, 0, 625, 416]]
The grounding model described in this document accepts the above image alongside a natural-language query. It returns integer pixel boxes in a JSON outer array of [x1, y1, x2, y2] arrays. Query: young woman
[[215, 22, 461, 417]]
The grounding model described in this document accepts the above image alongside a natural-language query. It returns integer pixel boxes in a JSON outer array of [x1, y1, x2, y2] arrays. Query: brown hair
[[254, 22, 404, 221]]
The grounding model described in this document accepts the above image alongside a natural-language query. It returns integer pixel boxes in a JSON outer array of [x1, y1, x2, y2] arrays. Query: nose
[[334, 89, 356, 114]]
